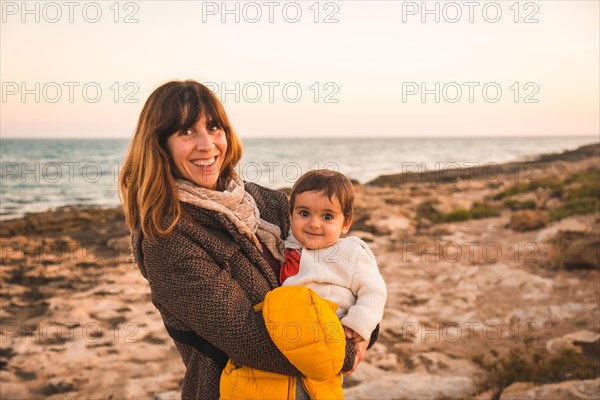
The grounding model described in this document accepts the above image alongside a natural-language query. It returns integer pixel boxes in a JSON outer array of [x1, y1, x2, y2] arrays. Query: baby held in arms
[[220, 169, 387, 399], [281, 169, 387, 348]]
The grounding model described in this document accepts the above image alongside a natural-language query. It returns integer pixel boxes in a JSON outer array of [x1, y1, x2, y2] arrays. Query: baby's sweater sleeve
[[340, 237, 388, 341]]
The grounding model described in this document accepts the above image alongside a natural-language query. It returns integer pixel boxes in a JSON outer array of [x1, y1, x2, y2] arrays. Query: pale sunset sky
[[1, 0, 598, 138]]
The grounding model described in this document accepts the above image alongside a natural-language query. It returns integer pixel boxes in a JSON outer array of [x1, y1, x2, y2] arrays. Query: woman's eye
[[180, 129, 194, 136], [208, 122, 221, 132]]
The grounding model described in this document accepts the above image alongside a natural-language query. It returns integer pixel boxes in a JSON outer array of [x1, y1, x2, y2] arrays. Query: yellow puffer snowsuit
[[220, 286, 346, 399]]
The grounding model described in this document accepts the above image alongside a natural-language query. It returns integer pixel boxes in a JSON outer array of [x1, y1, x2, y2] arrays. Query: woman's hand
[[343, 326, 365, 344], [341, 327, 368, 375]]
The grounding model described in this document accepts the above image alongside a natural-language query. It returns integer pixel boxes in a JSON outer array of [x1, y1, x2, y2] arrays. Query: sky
[[1, 0, 599, 138]]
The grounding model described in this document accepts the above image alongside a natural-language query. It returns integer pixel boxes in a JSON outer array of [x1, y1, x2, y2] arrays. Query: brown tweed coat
[[132, 182, 356, 399]]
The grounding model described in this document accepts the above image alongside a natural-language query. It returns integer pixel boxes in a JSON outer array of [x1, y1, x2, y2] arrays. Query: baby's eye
[[323, 214, 333, 221], [299, 210, 309, 217]]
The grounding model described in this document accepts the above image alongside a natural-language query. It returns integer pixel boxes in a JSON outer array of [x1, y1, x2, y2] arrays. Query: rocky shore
[[1, 144, 599, 399]]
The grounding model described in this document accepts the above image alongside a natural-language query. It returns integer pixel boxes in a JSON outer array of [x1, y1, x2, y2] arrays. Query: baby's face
[[291, 190, 351, 250]]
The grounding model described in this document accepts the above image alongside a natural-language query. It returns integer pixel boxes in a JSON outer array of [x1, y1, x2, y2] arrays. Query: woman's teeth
[[192, 157, 216, 166]]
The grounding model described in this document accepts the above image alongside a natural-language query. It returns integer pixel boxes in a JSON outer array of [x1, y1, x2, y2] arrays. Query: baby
[[220, 169, 387, 399], [281, 169, 387, 347]]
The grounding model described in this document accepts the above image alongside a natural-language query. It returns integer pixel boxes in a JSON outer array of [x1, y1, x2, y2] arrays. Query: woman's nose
[[195, 131, 215, 151]]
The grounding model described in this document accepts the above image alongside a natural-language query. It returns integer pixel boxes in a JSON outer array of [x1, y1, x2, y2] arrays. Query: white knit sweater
[[283, 234, 387, 341]]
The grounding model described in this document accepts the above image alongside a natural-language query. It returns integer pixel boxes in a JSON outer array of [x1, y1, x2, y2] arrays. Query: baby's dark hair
[[289, 170, 355, 223]]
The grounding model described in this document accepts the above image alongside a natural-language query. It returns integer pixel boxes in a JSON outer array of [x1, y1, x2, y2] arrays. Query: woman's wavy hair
[[119, 80, 243, 241]]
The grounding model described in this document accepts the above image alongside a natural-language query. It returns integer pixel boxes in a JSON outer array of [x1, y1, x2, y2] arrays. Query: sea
[[1, 136, 598, 221]]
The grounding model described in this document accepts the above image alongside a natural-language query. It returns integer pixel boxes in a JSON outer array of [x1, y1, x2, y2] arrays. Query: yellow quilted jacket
[[220, 286, 346, 399]]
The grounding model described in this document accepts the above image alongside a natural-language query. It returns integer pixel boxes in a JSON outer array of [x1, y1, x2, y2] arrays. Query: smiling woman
[[117, 80, 361, 399], [167, 114, 228, 191], [119, 81, 243, 239]]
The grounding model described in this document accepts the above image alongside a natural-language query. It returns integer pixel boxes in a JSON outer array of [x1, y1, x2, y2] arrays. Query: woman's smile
[[191, 156, 217, 167]]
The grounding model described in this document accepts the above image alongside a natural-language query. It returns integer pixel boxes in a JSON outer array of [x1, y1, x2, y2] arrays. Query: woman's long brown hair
[[119, 80, 243, 241]]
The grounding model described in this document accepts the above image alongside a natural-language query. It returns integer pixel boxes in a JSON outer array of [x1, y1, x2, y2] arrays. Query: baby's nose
[[309, 217, 321, 227]]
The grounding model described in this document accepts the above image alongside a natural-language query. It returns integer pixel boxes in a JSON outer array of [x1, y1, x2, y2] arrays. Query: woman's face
[[167, 113, 228, 190]]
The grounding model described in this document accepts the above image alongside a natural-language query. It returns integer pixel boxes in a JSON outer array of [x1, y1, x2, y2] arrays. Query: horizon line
[[1, 134, 599, 140]]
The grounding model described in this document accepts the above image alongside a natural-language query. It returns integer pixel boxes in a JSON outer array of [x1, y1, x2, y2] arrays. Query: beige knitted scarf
[[175, 173, 286, 263]]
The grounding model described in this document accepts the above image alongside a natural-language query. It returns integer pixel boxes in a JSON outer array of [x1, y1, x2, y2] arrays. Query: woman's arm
[[142, 229, 359, 376], [141, 228, 300, 376]]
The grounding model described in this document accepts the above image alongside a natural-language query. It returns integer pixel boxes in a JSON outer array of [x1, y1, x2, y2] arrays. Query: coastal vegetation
[[491, 168, 599, 222], [473, 345, 599, 399], [416, 167, 600, 225]]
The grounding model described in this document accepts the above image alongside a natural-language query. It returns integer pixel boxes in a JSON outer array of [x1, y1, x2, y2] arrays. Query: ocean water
[[1, 136, 597, 221]]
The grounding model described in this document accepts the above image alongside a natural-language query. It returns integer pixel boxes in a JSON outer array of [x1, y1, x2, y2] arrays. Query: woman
[[119, 80, 368, 399]]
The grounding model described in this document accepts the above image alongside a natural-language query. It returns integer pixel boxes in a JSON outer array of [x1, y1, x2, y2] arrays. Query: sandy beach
[[1, 144, 599, 400]]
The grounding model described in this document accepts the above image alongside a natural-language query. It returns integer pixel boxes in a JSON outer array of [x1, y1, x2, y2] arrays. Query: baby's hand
[[343, 326, 365, 344]]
